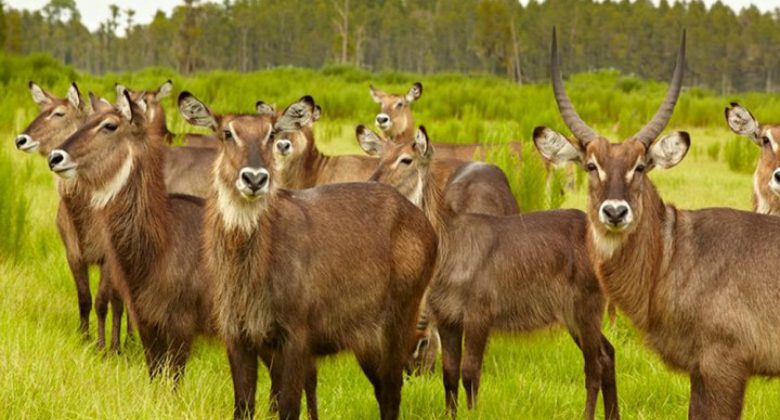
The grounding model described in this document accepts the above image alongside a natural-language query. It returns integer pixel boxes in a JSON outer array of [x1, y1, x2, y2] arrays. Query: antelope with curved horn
[[369, 82, 522, 161], [363, 124, 618, 419], [180, 91, 437, 420], [535, 28, 780, 418], [724, 103, 780, 215]]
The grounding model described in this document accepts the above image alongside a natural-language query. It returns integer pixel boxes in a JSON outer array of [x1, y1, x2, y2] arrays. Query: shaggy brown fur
[[369, 127, 618, 419], [17, 82, 127, 350], [368, 82, 522, 161], [534, 29, 780, 418], [182, 92, 437, 420], [48, 90, 213, 379]]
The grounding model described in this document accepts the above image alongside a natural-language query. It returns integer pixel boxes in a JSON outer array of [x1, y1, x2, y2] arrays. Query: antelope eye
[[399, 157, 413, 166], [52, 111, 65, 117], [102, 122, 118, 132], [762, 136, 771, 146], [223, 129, 233, 140], [395, 102, 403, 109], [586, 162, 597, 172], [635, 164, 646, 173]]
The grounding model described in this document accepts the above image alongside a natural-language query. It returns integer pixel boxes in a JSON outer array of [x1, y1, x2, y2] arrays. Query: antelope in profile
[[361, 125, 618, 419], [115, 80, 217, 149], [724, 103, 780, 215], [179, 91, 438, 420], [535, 29, 780, 419], [370, 82, 521, 161], [15, 82, 127, 350], [47, 89, 214, 379]]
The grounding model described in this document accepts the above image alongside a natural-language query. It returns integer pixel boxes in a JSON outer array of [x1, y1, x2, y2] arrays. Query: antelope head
[[17, 82, 88, 155], [116, 80, 173, 130], [725, 103, 780, 214], [47, 89, 147, 208], [534, 28, 689, 243], [359, 124, 433, 208], [369, 82, 422, 139], [178, 92, 317, 233]]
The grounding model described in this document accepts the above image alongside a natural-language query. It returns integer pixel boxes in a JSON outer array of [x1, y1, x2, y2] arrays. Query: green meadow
[[1, 54, 778, 418]]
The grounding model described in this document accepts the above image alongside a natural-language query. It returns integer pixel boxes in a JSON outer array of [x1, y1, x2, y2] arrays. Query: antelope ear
[[88, 92, 113, 114], [725, 102, 760, 143], [312, 105, 322, 122], [67, 83, 84, 110], [256, 101, 276, 117], [533, 126, 583, 166], [275, 96, 316, 131], [156, 80, 173, 100], [178, 91, 218, 130], [369, 84, 385, 103], [414, 125, 433, 159], [29, 81, 52, 107], [356, 125, 385, 156], [116, 89, 135, 121], [647, 131, 690, 170], [405, 82, 423, 103], [115, 83, 128, 99]]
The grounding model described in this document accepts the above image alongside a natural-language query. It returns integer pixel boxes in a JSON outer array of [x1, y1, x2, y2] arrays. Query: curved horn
[[634, 30, 686, 147], [551, 26, 598, 146]]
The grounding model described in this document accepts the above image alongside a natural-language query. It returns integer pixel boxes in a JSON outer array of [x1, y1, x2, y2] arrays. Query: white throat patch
[[409, 173, 424, 208], [590, 225, 623, 259], [91, 150, 134, 209], [214, 156, 263, 234]]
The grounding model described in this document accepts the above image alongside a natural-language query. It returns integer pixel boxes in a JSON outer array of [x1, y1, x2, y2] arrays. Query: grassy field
[[1, 59, 779, 419]]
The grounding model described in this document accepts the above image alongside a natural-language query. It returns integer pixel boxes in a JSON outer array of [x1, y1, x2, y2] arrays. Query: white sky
[[5, 0, 780, 32]]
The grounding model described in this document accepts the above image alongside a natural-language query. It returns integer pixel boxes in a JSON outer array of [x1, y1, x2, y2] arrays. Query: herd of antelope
[[11, 28, 780, 420]]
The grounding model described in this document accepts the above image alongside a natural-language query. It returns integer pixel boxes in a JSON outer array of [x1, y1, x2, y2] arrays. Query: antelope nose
[[376, 115, 389, 125], [48, 150, 67, 170], [602, 203, 629, 224], [15, 134, 30, 149], [773, 169, 780, 184], [240, 168, 269, 191], [276, 139, 292, 155]]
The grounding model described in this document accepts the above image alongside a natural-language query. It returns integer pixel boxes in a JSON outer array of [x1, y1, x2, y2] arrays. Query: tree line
[[0, 0, 778, 93]]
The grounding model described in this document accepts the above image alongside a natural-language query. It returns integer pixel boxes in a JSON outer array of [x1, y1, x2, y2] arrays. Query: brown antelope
[[114, 81, 216, 198], [724, 103, 780, 215], [179, 91, 438, 420], [369, 82, 522, 161], [47, 89, 214, 379], [534, 29, 780, 419], [362, 125, 618, 419], [15, 82, 127, 351], [115, 80, 217, 149], [270, 99, 516, 374]]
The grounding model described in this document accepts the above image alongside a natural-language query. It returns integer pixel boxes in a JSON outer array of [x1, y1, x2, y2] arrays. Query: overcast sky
[[5, 0, 780, 32]]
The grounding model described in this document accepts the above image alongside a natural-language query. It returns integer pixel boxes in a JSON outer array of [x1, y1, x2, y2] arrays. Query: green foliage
[[0, 146, 30, 262], [707, 141, 721, 161], [724, 137, 759, 174]]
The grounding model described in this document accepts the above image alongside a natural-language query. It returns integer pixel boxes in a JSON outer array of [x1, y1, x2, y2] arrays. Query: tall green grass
[[724, 136, 760, 174]]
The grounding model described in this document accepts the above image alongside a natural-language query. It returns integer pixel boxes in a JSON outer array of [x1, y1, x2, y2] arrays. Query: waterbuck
[[15, 82, 127, 350], [534, 29, 780, 418], [369, 82, 521, 161], [47, 89, 213, 379], [179, 91, 438, 420], [115, 80, 217, 149], [724, 102, 780, 215], [363, 125, 618, 419]]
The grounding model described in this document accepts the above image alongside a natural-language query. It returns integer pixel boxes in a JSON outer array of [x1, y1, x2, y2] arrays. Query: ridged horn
[[634, 30, 686, 147], [551, 26, 598, 146]]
